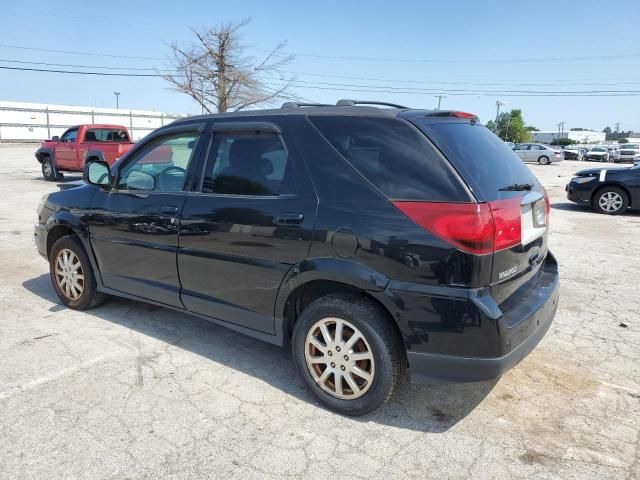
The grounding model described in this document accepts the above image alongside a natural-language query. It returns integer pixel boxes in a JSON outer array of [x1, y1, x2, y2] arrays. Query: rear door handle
[[160, 205, 179, 215], [274, 212, 304, 226]]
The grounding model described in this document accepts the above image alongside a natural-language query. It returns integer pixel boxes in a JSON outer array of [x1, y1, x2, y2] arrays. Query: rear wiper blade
[[498, 183, 533, 191]]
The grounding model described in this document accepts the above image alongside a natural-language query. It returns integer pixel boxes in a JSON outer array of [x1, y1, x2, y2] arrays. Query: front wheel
[[49, 235, 106, 309], [538, 156, 551, 165], [593, 187, 628, 215], [292, 293, 404, 416]]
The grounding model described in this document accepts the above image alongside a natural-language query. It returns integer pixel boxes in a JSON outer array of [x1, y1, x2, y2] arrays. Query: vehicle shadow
[[552, 201, 640, 217], [22, 273, 497, 432], [551, 202, 592, 212]]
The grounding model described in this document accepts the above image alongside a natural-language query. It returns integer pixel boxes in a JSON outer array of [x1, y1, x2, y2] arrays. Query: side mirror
[[52, 136, 60, 142], [84, 160, 111, 187], [126, 170, 156, 191]]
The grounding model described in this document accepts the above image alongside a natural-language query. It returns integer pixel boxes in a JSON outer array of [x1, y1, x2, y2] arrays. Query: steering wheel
[[156, 166, 186, 191]]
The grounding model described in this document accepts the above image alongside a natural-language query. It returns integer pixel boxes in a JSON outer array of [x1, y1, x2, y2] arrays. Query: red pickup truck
[[35, 124, 134, 180]]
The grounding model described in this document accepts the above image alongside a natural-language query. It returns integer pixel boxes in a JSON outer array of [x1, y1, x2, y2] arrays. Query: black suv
[[34, 100, 559, 415]]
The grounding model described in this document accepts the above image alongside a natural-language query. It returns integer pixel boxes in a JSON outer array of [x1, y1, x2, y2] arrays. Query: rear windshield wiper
[[498, 183, 533, 191]]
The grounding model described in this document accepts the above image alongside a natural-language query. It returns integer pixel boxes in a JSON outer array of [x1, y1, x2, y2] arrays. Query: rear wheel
[[42, 157, 58, 181], [538, 156, 550, 165], [292, 294, 404, 416], [49, 235, 106, 309], [593, 186, 628, 215]]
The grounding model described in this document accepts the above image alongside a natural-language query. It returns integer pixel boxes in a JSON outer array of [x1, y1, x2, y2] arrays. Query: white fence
[[0, 101, 187, 142]]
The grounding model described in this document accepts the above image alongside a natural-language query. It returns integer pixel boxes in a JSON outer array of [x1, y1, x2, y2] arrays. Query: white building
[[0, 100, 186, 142], [531, 130, 605, 144]]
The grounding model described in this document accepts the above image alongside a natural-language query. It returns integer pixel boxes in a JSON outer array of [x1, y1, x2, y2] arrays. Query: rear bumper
[[399, 252, 559, 384]]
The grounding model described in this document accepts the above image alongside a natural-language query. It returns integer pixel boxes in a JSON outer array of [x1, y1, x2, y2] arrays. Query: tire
[[538, 156, 550, 165], [49, 235, 106, 310], [593, 186, 629, 215], [41, 157, 58, 181], [292, 293, 404, 416]]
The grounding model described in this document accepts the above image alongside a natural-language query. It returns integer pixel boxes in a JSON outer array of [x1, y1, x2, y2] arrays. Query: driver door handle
[[160, 205, 179, 215], [274, 212, 304, 226]]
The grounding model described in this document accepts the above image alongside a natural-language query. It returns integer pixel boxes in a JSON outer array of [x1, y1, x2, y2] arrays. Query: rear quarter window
[[412, 121, 541, 201], [308, 116, 470, 202]]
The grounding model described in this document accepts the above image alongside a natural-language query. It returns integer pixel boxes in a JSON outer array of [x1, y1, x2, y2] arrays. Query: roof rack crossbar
[[281, 102, 333, 109], [336, 99, 409, 109]]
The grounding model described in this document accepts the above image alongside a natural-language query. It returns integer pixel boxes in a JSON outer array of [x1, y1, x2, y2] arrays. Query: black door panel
[[90, 191, 185, 307], [178, 118, 316, 334]]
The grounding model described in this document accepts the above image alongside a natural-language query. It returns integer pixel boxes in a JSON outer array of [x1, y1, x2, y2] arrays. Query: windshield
[[411, 120, 540, 201], [592, 148, 606, 152], [621, 144, 639, 149]]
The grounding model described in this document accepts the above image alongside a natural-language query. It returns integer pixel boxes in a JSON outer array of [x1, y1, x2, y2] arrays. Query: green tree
[[618, 138, 629, 144], [489, 109, 531, 143], [570, 128, 589, 131], [550, 138, 576, 146], [602, 126, 612, 134]]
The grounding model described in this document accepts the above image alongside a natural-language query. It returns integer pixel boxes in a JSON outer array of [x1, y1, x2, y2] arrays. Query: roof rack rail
[[336, 99, 409, 109], [281, 102, 333, 109]]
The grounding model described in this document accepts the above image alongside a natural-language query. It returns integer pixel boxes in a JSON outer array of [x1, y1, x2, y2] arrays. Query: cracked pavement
[[0, 144, 638, 479]]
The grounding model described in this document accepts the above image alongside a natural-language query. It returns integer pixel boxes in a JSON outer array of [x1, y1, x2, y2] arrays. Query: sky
[[1, 0, 639, 131]]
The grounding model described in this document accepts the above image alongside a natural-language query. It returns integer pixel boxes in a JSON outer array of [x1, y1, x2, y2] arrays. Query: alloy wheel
[[43, 161, 52, 177], [599, 191, 623, 213], [54, 248, 85, 300], [304, 317, 375, 400]]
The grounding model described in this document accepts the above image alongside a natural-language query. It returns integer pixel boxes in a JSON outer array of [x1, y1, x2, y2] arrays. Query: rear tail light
[[393, 198, 522, 255]]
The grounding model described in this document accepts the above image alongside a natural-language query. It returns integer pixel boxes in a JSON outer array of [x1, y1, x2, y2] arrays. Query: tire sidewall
[[49, 235, 99, 309], [593, 187, 628, 215], [42, 158, 56, 180], [292, 296, 397, 416], [539, 156, 550, 165]]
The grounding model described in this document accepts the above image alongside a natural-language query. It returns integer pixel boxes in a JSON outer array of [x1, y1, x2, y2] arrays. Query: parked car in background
[[584, 147, 611, 162], [34, 101, 559, 415], [35, 124, 134, 181], [563, 147, 583, 161], [618, 144, 640, 163], [566, 162, 640, 214], [608, 147, 620, 163], [513, 143, 563, 165], [505, 141, 515, 149]]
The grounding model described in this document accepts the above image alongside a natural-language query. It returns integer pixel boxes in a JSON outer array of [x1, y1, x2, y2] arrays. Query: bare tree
[[163, 19, 296, 113]]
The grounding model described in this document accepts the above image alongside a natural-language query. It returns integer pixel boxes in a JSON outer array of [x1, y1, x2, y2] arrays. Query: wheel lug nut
[[344, 355, 349, 361], [336, 346, 341, 352], [340, 365, 346, 371], [327, 351, 332, 356], [330, 362, 335, 368]]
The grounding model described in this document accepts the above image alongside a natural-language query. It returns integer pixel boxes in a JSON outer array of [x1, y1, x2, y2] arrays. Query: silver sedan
[[513, 143, 563, 165]]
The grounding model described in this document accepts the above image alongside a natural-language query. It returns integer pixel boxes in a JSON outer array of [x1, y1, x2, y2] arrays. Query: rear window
[[412, 121, 540, 201], [309, 116, 469, 201], [85, 128, 129, 142]]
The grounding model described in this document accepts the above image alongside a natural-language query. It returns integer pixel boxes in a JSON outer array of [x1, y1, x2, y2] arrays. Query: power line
[[3, 64, 640, 97], [262, 77, 640, 95], [283, 69, 640, 87], [0, 43, 162, 60], [0, 58, 172, 71], [273, 51, 640, 64], [0, 65, 166, 77]]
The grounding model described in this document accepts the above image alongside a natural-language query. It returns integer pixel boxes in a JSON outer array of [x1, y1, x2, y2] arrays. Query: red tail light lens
[[489, 198, 522, 251], [393, 199, 522, 255]]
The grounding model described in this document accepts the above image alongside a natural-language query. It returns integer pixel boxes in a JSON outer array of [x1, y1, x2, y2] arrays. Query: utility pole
[[615, 122, 621, 133], [494, 101, 505, 135], [114, 92, 121, 110], [557, 122, 565, 143], [434, 95, 446, 110]]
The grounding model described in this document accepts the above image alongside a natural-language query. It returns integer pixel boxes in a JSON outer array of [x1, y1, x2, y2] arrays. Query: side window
[[309, 116, 468, 201], [201, 131, 293, 196], [514, 144, 527, 151], [116, 132, 200, 192], [61, 128, 78, 143]]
